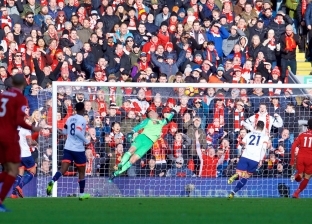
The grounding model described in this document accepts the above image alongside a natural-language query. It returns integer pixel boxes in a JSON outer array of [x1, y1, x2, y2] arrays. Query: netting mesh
[[37, 84, 312, 197]]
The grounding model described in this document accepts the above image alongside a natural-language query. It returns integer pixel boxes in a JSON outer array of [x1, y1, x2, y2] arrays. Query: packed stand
[[0, 0, 310, 178]]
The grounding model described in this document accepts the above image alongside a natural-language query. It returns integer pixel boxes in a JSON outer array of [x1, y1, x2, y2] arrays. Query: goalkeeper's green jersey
[[132, 113, 174, 142]]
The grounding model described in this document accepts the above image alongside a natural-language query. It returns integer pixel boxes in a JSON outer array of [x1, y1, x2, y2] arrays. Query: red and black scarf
[[234, 109, 244, 130], [254, 113, 270, 135]]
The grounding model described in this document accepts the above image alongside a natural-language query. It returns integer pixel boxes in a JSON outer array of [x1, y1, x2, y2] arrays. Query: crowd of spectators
[[0, 0, 312, 178]]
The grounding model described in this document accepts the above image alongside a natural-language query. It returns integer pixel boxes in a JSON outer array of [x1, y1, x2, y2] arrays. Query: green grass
[[2, 198, 312, 224]]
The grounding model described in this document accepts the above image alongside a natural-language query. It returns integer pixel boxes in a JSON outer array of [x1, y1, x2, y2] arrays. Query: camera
[[302, 98, 312, 108]]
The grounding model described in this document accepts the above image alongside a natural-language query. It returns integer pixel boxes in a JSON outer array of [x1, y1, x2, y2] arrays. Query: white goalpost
[[36, 82, 312, 198]]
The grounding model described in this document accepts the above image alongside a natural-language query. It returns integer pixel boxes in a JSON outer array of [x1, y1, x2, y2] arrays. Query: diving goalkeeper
[[109, 106, 181, 181]]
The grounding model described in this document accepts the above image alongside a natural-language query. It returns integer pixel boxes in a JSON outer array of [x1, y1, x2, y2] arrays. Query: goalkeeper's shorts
[[132, 134, 154, 158]]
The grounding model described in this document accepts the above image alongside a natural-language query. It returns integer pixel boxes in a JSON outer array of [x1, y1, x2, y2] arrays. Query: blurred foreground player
[[11, 117, 38, 199], [227, 121, 269, 199], [290, 118, 312, 198], [0, 74, 41, 212], [46, 102, 91, 200]]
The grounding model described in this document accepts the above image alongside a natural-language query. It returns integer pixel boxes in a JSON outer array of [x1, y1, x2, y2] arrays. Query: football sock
[[0, 173, 16, 203], [78, 179, 85, 194], [12, 175, 22, 194], [120, 152, 131, 167], [233, 178, 248, 193], [52, 171, 62, 182], [295, 174, 302, 182], [0, 172, 7, 183], [19, 171, 34, 188], [298, 178, 309, 192], [115, 161, 132, 176]]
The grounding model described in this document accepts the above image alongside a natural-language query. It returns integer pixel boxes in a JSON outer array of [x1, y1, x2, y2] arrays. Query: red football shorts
[[0, 140, 21, 164], [296, 156, 312, 175]]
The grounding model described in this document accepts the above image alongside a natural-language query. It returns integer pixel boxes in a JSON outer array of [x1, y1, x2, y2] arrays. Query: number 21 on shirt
[[249, 134, 261, 146]]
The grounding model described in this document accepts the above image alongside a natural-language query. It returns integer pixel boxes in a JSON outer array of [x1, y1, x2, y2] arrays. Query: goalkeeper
[[109, 106, 180, 181]]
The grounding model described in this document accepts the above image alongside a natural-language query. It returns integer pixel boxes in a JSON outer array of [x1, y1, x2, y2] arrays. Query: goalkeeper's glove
[[126, 131, 135, 142], [170, 106, 180, 116]]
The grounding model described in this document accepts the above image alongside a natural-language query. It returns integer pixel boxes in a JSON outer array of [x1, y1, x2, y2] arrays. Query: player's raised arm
[[162, 106, 181, 125]]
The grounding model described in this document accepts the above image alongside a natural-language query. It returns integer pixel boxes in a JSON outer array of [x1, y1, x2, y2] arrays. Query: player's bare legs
[[228, 172, 251, 199], [293, 173, 311, 198], [76, 165, 90, 200], [0, 162, 19, 208], [46, 162, 71, 196]]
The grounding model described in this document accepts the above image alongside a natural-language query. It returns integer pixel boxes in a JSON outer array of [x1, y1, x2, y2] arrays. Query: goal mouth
[[34, 82, 312, 198]]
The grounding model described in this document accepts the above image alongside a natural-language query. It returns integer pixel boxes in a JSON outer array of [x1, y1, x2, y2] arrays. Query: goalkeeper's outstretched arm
[[162, 106, 181, 125]]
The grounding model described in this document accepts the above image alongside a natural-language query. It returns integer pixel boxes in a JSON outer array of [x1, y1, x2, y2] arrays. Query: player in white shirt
[[227, 120, 269, 199], [46, 102, 91, 200], [11, 117, 38, 199]]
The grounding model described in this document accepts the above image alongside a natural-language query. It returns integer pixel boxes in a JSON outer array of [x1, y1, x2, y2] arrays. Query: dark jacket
[[248, 44, 264, 63], [305, 2, 312, 26], [102, 14, 120, 33], [279, 33, 300, 60], [268, 14, 293, 40], [282, 110, 299, 136]]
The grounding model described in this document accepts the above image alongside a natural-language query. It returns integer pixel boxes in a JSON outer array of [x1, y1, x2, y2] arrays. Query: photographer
[[298, 96, 312, 132]]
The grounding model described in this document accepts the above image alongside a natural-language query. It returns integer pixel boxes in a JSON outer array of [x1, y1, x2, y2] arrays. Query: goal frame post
[[51, 81, 311, 197]]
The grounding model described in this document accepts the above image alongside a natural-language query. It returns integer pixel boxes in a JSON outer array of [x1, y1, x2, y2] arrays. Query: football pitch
[[2, 198, 312, 223]]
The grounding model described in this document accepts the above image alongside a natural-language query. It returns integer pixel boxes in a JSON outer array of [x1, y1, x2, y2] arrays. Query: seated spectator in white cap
[[166, 157, 193, 177]]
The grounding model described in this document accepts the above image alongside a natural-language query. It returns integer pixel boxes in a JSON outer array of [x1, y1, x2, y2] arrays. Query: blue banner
[[33, 177, 312, 198]]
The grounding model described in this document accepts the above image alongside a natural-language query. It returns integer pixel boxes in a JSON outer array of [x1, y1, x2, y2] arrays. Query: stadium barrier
[[17, 177, 312, 198]]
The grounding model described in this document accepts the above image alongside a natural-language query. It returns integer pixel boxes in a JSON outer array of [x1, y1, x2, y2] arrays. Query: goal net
[[36, 82, 312, 198]]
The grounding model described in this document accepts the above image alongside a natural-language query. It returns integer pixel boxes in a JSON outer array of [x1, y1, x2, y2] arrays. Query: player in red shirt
[[290, 118, 312, 198], [0, 74, 41, 212]]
